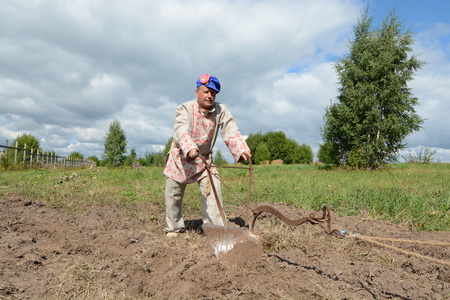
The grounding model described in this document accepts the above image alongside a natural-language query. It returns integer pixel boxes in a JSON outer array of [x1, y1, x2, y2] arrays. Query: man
[[163, 74, 251, 237]]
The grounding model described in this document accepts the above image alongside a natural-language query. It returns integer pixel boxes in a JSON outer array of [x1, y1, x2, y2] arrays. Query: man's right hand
[[187, 149, 199, 161]]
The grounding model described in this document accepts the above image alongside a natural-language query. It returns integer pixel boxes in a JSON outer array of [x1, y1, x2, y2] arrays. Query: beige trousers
[[164, 175, 226, 232]]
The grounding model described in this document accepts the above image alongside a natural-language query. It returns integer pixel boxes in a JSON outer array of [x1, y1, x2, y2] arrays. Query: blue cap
[[196, 74, 221, 93]]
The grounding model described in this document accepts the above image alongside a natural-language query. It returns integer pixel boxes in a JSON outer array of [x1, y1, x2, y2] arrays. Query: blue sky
[[372, 0, 449, 25], [1, 0, 449, 163], [373, 0, 450, 60]]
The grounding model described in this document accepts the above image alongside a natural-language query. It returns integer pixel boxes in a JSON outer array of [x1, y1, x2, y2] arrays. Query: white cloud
[[246, 62, 337, 149], [404, 22, 450, 161]]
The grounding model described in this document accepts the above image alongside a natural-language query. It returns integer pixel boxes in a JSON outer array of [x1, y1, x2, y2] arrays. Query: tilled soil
[[1, 194, 449, 299]]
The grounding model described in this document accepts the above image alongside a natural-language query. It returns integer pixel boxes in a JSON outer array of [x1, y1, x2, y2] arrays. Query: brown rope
[[353, 235, 450, 267], [355, 235, 450, 247]]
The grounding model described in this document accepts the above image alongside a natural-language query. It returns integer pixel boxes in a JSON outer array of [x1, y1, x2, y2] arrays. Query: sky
[[1, 0, 449, 163]]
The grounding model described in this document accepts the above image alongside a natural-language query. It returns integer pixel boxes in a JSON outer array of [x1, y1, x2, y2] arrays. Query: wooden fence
[[0, 140, 96, 168]]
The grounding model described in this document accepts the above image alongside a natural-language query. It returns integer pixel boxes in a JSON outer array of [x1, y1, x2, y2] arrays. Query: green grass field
[[1, 163, 449, 231]]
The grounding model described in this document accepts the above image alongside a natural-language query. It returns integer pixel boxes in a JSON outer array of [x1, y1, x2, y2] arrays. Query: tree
[[245, 131, 312, 165], [254, 142, 271, 164], [282, 138, 298, 164], [297, 143, 314, 164], [102, 120, 127, 167], [12, 133, 40, 151], [124, 148, 137, 167], [245, 132, 266, 156], [7, 133, 42, 162], [68, 152, 84, 160], [214, 149, 228, 165], [265, 131, 287, 161], [321, 8, 425, 168], [282, 139, 313, 164], [142, 137, 172, 167], [87, 156, 100, 166], [144, 150, 166, 167], [317, 141, 340, 165]]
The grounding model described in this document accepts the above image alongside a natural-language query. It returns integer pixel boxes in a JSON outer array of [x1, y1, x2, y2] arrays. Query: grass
[[0, 163, 449, 231]]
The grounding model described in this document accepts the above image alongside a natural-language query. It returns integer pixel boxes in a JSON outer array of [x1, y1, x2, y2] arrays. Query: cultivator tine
[[249, 204, 340, 236]]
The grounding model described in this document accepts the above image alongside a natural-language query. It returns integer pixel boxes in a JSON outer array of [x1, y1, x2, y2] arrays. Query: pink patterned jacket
[[163, 100, 250, 184]]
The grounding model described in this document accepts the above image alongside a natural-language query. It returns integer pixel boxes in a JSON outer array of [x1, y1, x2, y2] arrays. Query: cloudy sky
[[1, 0, 449, 163]]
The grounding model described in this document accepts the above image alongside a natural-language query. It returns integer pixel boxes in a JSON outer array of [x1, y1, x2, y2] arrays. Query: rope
[[352, 235, 450, 267], [203, 176, 211, 197], [202, 154, 212, 197], [355, 235, 450, 247]]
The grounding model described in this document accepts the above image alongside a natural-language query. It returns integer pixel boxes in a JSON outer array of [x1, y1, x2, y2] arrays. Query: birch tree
[[321, 8, 425, 168]]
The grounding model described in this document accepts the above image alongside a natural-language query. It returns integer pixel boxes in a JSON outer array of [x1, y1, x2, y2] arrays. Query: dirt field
[[1, 194, 449, 299]]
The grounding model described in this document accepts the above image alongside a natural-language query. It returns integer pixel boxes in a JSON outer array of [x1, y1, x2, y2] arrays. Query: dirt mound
[[1, 195, 449, 299]]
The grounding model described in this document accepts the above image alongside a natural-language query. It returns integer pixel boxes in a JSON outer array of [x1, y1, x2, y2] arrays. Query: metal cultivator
[[198, 154, 339, 257]]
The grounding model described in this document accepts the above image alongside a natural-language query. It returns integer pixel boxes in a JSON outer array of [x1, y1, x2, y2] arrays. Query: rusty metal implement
[[198, 154, 339, 258], [250, 204, 341, 236], [202, 223, 262, 258], [198, 154, 262, 258]]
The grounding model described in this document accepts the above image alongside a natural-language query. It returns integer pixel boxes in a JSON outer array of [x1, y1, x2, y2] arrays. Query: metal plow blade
[[202, 223, 262, 258]]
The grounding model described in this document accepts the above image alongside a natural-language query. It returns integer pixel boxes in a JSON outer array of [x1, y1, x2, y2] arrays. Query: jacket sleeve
[[173, 103, 197, 157], [218, 104, 250, 162]]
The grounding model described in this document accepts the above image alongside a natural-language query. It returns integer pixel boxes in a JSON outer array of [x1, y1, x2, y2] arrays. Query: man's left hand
[[240, 151, 252, 161]]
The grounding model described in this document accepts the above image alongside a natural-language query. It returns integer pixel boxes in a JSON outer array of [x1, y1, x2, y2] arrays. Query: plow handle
[[198, 154, 228, 225]]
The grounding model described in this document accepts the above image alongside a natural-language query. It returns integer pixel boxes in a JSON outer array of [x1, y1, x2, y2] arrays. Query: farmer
[[163, 73, 251, 237]]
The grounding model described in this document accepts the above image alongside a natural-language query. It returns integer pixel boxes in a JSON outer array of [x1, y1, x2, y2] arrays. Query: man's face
[[196, 85, 217, 110]]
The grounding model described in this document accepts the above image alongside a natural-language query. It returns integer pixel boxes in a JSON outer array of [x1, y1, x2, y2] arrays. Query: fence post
[[5, 140, 7, 156], [23, 143, 27, 164], [30, 148, 33, 165], [14, 142, 18, 165]]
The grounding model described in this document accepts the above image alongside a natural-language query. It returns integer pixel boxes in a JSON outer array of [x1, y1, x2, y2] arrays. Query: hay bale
[[270, 159, 283, 166]]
